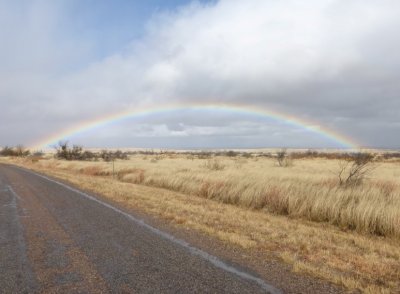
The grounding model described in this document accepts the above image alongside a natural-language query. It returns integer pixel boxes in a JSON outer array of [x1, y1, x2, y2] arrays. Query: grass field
[[2, 152, 400, 293]]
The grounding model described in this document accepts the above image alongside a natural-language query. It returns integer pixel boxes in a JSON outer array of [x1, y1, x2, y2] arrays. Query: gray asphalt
[[0, 164, 281, 293]]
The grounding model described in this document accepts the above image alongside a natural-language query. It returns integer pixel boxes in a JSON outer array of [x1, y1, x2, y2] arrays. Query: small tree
[[71, 145, 83, 160], [100, 150, 113, 162], [276, 149, 287, 166], [55, 141, 69, 159], [81, 150, 96, 161], [275, 148, 293, 167], [15, 145, 30, 157], [337, 152, 375, 187], [54, 141, 82, 160], [225, 150, 238, 157]]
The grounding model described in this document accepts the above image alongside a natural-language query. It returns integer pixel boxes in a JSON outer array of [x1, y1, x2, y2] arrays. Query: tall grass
[[32, 155, 400, 238]]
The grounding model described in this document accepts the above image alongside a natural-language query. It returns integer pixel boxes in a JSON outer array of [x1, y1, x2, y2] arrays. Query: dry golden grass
[[21, 154, 400, 237], [2, 155, 400, 293]]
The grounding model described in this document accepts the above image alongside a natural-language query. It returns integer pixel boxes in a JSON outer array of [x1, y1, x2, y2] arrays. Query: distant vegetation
[[3, 142, 400, 162], [54, 141, 128, 161], [0, 145, 30, 157]]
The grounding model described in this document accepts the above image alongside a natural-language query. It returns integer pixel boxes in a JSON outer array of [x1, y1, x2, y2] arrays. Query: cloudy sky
[[1, 0, 399, 149]]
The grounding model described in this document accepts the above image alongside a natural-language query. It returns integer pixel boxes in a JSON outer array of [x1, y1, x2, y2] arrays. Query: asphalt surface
[[0, 164, 281, 294]]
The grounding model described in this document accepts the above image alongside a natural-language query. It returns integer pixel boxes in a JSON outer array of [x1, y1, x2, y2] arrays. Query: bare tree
[[276, 148, 292, 167], [15, 145, 29, 156], [71, 145, 83, 160], [55, 141, 69, 160], [54, 141, 83, 160], [337, 152, 375, 187], [276, 148, 286, 166]]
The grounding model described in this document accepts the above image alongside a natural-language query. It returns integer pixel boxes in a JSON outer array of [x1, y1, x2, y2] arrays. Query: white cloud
[[64, 0, 400, 108]]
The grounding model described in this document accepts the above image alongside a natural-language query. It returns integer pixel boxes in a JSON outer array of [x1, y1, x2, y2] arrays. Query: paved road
[[0, 164, 281, 294]]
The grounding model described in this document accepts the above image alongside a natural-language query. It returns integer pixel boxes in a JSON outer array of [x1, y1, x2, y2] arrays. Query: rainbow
[[30, 103, 359, 150]]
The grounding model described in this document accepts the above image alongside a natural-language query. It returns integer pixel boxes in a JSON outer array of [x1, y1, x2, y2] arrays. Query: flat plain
[[2, 151, 400, 293]]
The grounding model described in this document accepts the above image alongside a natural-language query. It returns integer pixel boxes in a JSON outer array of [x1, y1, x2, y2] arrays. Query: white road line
[[15, 166, 282, 294], [3, 185, 18, 209], [7, 185, 21, 200]]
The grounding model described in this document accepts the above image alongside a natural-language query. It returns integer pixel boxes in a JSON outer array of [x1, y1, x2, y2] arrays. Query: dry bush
[[30, 157, 40, 163], [381, 151, 400, 160], [241, 152, 252, 158], [117, 168, 145, 184], [197, 152, 212, 159], [100, 149, 128, 161], [80, 166, 109, 176], [275, 148, 293, 167], [337, 152, 375, 187], [29, 152, 45, 163], [262, 186, 288, 213], [199, 181, 228, 199], [203, 159, 226, 171], [233, 158, 247, 169]]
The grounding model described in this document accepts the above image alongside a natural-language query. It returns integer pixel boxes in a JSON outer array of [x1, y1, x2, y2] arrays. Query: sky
[[1, 0, 399, 150]]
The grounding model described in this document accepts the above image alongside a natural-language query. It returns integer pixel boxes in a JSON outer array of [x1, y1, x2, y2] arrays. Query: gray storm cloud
[[1, 0, 400, 148]]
